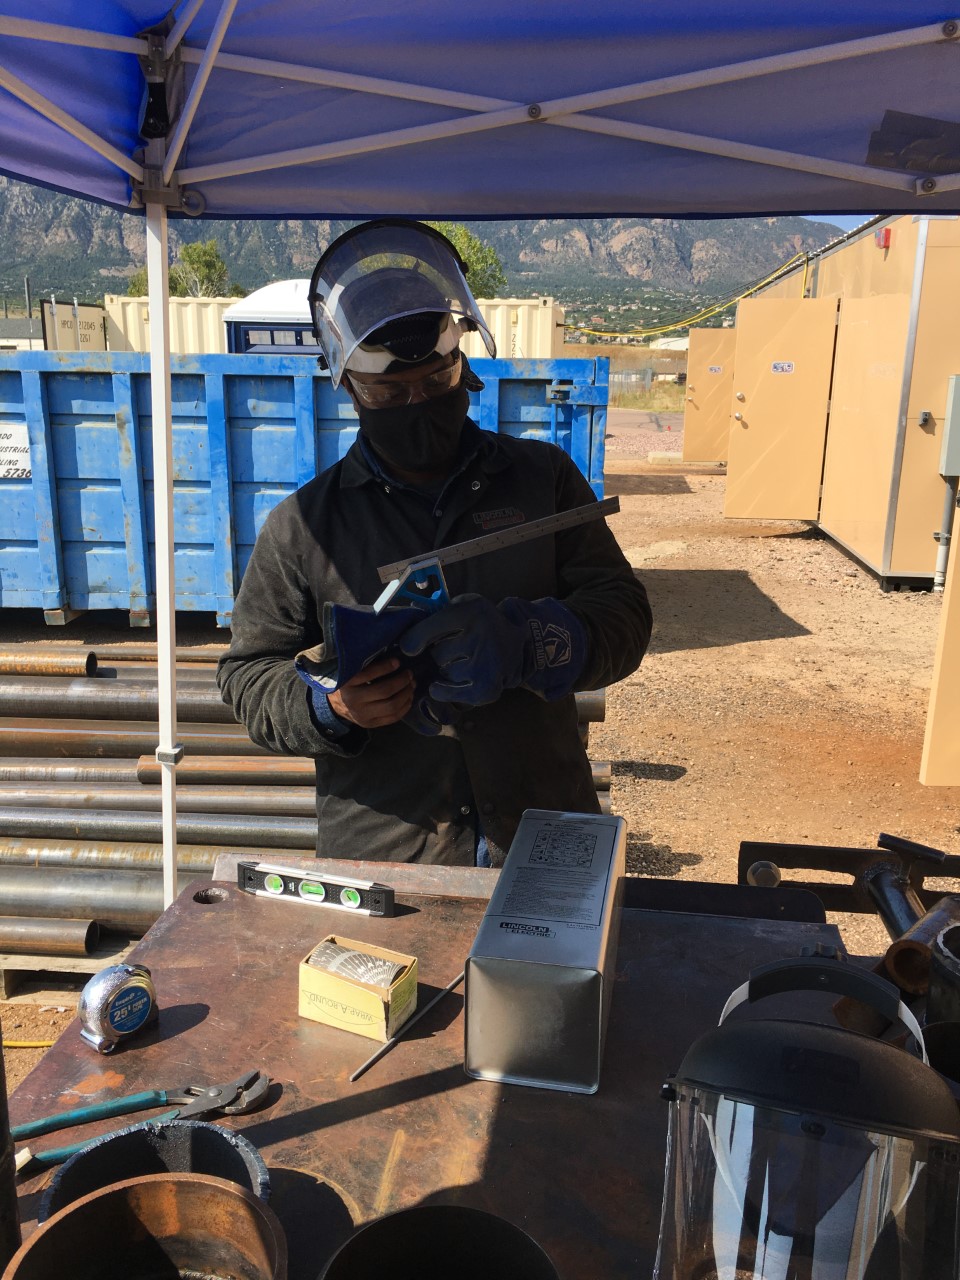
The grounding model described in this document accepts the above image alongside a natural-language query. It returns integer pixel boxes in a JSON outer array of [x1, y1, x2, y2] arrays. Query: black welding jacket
[[217, 422, 652, 864]]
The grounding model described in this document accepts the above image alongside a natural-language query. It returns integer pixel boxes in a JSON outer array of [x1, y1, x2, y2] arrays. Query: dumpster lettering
[[0, 424, 30, 479]]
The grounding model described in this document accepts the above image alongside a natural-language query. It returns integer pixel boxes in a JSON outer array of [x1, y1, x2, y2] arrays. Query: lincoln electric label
[[498, 823, 610, 927], [0, 424, 31, 479]]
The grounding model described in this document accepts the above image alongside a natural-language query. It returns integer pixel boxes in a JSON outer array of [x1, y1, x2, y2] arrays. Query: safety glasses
[[347, 352, 462, 410]]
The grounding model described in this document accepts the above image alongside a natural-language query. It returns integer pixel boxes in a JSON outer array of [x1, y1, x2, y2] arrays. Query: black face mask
[[358, 382, 469, 477]]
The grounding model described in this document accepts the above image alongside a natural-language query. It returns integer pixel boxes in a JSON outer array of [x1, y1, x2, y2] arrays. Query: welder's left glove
[[398, 593, 587, 706]]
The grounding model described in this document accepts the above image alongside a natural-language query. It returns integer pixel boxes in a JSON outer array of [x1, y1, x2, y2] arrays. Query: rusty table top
[[10, 859, 842, 1280]]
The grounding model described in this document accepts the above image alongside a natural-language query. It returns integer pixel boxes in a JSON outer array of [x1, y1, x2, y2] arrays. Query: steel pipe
[[862, 864, 925, 941], [575, 690, 606, 723], [0, 759, 139, 784], [0, 916, 98, 957], [591, 761, 611, 790], [0, 783, 317, 816], [0, 678, 601, 726], [0, 866, 196, 932], [137, 754, 315, 784], [133, 752, 609, 794], [0, 652, 96, 677], [0, 807, 317, 850], [0, 679, 235, 724], [885, 895, 960, 996], [0, 719, 266, 758], [0, 838, 298, 876], [0, 644, 222, 665]]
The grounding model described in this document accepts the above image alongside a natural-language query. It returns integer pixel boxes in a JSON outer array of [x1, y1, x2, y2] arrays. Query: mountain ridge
[[0, 177, 841, 305]]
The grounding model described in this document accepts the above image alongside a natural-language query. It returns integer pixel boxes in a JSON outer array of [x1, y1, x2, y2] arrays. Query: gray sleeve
[[216, 506, 367, 758]]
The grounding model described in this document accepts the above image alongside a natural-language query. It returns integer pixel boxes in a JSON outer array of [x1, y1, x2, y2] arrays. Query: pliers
[[13, 1068, 270, 1170]]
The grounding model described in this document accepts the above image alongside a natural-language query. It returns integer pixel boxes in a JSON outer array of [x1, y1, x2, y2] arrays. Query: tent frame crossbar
[[162, 0, 238, 182], [165, 0, 207, 62], [0, 15, 955, 194]]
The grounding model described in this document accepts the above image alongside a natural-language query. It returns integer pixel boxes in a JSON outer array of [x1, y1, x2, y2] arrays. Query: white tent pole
[[550, 115, 919, 194], [3, 14, 947, 119], [145, 200, 179, 909], [183, 19, 947, 109], [517, 20, 953, 118], [0, 63, 142, 179], [180, 105, 917, 194], [163, 0, 238, 183], [184, 48, 513, 110], [0, 16, 141, 53], [165, 0, 208, 60]]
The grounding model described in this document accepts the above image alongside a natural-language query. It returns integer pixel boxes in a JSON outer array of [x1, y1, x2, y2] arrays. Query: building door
[[724, 298, 838, 519], [682, 327, 736, 463]]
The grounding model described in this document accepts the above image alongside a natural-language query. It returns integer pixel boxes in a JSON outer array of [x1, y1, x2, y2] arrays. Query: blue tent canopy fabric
[[0, 3, 958, 218]]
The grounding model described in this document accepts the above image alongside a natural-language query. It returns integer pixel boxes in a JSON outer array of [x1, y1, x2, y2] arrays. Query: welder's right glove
[[398, 593, 587, 707]]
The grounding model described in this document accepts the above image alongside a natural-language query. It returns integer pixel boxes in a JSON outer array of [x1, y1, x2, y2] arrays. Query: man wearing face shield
[[217, 220, 652, 865]]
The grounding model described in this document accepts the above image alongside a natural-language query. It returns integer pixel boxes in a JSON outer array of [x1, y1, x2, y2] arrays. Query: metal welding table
[[10, 858, 841, 1280]]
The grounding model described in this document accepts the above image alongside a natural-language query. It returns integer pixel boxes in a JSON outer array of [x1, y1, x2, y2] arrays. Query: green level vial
[[237, 861, 395, 917]]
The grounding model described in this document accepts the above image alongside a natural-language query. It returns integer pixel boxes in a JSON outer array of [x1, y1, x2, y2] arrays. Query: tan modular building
[[104, 287, 565, 360], [714, 215, 960, 586], [701, 215, 960, 784], [104, 294, 236, 354]]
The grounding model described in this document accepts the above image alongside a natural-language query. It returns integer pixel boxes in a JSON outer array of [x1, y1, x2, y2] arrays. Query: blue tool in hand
[[13, 1067, 269, 1170], [294, 497, 619, 735]]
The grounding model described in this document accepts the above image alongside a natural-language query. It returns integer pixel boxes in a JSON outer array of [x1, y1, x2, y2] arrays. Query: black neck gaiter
[[358, 383, 469, 478]]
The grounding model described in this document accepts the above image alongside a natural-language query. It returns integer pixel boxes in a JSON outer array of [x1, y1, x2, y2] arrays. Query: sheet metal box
[[464, 809, 626, 1094]]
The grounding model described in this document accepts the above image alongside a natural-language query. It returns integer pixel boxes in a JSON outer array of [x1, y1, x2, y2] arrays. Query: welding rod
[[349, 969, 466, 1083]]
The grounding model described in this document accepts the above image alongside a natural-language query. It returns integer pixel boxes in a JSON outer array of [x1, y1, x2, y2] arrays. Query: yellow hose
[[3, 1040, 55, 1049]]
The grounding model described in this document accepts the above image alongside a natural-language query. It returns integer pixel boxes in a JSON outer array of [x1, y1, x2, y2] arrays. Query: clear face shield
[[655, 1085, 960, 1280], [308, 221, 496, 387]]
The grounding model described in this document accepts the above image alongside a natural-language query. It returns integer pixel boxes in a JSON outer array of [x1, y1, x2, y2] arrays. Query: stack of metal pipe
[[0, 645, 611, 949]]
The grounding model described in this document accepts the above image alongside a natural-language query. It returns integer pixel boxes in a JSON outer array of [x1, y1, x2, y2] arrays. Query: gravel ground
[[596, 408, 959, 956]]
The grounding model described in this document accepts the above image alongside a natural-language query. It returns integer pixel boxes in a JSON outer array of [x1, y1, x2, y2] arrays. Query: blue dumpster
[[0, 352, 609, 626]]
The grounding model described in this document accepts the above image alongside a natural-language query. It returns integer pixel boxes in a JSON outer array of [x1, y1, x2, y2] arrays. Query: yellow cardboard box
[[298, 935, 418, 1042]]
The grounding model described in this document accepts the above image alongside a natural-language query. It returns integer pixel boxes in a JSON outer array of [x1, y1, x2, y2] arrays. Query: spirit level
[[236, 861, 395, 917]]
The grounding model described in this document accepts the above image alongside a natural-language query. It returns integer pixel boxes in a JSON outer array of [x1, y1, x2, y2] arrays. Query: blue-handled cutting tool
[[13, 1068, 269, 1170]]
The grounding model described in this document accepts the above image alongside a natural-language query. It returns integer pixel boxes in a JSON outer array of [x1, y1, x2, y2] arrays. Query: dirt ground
[[3, 405, 959, 1084], [596, 407, 959, 956]]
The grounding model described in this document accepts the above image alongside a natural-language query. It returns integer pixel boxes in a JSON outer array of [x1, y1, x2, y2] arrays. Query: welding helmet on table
[[654, 954, 960, 1280], [308, 219, 496, 387]]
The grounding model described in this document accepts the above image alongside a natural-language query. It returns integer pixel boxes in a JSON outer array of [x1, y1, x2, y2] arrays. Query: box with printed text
[[464, 809, 626, 1093], [298, 934, 418, 1043]]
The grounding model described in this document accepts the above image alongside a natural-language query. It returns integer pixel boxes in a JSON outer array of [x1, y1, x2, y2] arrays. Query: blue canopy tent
[[0, 2, 958, 900]]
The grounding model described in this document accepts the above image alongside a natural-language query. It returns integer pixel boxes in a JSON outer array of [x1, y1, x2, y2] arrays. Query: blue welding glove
[[398, 593, 587, 706], [403, 688, 456, 738]]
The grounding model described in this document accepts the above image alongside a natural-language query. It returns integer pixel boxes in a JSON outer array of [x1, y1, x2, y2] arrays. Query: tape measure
[[78, 963, 158, 1054], [237, 861, 395, 917]]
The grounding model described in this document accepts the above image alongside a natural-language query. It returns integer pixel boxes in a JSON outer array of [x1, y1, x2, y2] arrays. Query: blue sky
[[805, 214, 875, 230]]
